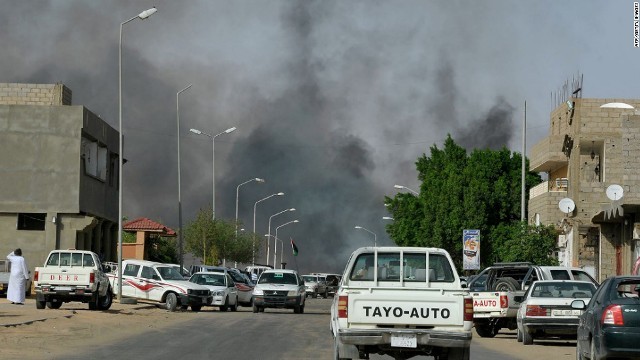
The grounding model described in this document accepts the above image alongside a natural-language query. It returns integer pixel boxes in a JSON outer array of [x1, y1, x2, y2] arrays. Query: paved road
[[51, 298, 575, 360]]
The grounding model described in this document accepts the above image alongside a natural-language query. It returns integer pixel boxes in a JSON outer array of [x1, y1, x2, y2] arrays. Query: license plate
[[391, 334, 417, 348], [551, 309, 581, 316], [56, 286, 72, 292]]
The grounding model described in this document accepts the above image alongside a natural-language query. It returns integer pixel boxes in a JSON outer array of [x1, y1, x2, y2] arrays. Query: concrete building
[[529, 97, 640, 282], [0, 83, 119, 270]]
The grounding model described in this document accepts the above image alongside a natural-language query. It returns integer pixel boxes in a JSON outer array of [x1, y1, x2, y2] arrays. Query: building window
[[81, 138, 107, 181], [17, 213, 46, 231]]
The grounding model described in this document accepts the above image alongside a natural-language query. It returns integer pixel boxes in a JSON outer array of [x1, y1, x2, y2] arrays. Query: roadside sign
[[463, 230, 480, 270]]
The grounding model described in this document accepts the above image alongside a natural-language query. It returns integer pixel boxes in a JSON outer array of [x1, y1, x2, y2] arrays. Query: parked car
[[229, 270, 255, 307], [516, 280, 597, 345], [302, 274, 328, 298], [252, 269, 306, 313], [189, 271, 238, 311], [574, 275, 640, 360]]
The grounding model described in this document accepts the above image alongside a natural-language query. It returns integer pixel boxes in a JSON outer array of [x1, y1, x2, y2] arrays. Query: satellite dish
[[606, 184, 624, 201], [558, 198, 576, 214], [600, 102, 635, 109]]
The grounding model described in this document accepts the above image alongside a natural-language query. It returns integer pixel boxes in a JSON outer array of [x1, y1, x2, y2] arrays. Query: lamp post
[[253, 192, 284, 265], [274, 220, 299, 268], [176, 84, 192, 280], [267, 208, 295, 264], [394, 184, 419, 196], [234, 178, 264, 267], [355, 225, 377, 247], [382, 216, 394, 221], [189, 127, 237, 220], [117, 6, 157, 302]]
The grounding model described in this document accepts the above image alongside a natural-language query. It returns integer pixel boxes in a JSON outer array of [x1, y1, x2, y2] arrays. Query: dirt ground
[[0, 298, 206, 360]]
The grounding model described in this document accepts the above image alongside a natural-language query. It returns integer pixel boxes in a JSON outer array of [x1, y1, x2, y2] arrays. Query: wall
[[0, 83, 71, 106]]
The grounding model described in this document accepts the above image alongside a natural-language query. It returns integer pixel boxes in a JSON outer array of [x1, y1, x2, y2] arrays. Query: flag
[[291, 238, 299, 256]]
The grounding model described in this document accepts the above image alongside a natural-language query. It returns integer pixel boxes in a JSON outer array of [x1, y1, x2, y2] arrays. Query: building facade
[[529, 97, 640, 282], [0, 83, 119, 270]]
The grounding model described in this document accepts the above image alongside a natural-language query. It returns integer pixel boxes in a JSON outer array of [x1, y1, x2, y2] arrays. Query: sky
[[2, 0, 640, 273]]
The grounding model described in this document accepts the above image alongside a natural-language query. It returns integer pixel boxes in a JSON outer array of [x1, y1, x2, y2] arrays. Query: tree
[[490, 222, 559, 266], [385, 135, 550, 270], [183, 208, 260, 265]]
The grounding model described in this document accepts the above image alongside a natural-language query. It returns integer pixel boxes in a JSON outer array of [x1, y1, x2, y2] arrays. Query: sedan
[[516, 280, 597, 345], [189, 271, 238, 311], [574, 276, 640, 360]]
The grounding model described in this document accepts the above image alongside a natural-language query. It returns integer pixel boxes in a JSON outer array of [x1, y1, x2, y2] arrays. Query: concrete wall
[[0, 83, 71, 106]]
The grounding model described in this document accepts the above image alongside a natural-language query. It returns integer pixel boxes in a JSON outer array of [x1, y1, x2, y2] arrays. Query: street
[[11, 298, 576, 360]]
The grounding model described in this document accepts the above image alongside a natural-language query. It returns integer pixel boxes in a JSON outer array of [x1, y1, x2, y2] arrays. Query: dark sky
[[2, 0, 639, 273]]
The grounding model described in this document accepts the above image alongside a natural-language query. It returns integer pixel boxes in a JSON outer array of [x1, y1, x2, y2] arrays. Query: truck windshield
[[259, 272, 298, 285], [157, 266, 184, 280], [303, 276, 318, 283], [349, 252, 455, 283]]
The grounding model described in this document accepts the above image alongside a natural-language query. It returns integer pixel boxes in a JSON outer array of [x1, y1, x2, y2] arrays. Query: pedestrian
[[7, 248, 29, 305]]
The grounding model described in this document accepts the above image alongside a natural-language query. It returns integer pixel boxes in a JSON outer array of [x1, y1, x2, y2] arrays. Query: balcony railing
[[529, 179, 568, 199]]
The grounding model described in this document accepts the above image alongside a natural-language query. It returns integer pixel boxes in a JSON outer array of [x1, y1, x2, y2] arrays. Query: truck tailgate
[[37, 268, 92, 286], [348, 288, 466, 326], [471, 291, 505, 315]]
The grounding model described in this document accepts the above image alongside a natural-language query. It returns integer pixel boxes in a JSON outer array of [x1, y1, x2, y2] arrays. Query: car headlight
[[287, 290, 300, 297], [213, 291, 225, 297], [253, 288, 264, 296]]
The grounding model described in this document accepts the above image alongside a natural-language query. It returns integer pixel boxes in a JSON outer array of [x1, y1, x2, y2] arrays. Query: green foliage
[[490, 222, 559, 266], [147, 237, 179, 264], [183, 208, 260, 265], [122, 231, 136, 243], [385, 134, 551, 270]]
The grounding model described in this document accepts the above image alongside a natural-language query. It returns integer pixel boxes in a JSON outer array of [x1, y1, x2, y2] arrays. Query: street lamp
[[117, 6, 157, 302], [252, 192, 284, 265], [268, 208, 295, 264], [236, 178, 265, 238], [274, 220, 299, 268], [189, 126, 237, 220], [393, 185, 420, 196], [355, 225, 377, 247], [382, 216, 394, 221], [176, 84, 192, 281], [394, 184, 419, 196]]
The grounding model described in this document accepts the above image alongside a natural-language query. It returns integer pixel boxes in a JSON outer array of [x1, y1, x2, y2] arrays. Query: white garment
[[7, 252, 29, 304]]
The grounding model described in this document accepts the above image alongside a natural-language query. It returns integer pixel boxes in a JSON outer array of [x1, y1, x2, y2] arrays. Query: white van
[[245, 265, 273, 282]]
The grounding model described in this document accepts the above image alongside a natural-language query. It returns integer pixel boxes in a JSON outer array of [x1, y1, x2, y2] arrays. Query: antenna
[[606, 184, 624, 201], [558, 198, 576, 214]]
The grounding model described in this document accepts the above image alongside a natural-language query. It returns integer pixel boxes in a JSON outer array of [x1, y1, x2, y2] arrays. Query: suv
[[468, 262, 598, 337], [302, 274, 328, 298], [252, 269, 306, 313]]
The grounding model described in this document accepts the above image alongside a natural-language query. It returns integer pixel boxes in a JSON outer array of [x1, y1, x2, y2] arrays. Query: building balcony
[[530, 135, 567, 173], [528, 181, 569, 226]]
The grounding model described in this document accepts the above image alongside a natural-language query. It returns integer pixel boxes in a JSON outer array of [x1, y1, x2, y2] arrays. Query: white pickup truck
[[108, 259, 211, 311], [331, 247, 473, 360], [469, 262, 598, 337], [33, 250, 112, 310]]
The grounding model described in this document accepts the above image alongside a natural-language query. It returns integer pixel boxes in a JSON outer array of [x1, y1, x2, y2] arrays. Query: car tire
[[191, 305, 202, 312], [323, 289, 328, 299], [300, 303, 305, 314], [475, 325, 497, 338], [440, 346, 470, 360], [517, 327, 523, 342], [493, 277, 519, 292], [231, 296, 238, 312], [220, 296, 229, 312], [522, 328, 534, 345], [259, 306, 265, 312], [165, 293, 178, 312], [252, 303, 259, 313], [97, 287, 113, 310], [36, 299, 46, 309], [590, 339, 599, 360], [47, 300, 62, 309], [333, 337, 349, 360]]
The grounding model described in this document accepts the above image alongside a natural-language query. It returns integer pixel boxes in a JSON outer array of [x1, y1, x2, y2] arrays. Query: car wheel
[[97, 287, 113, 310], [439, 346, 470, 360], [522, 327, 533, 345], [333, 336, 348, 360], [259, 306, 265, 312], [323, 289, 328, 299], [493, 277, 519, 292], [576, 337, 587, 360], [313, 291, 318, 298], [300, 303, 305, 314], [220, 296, 229, 312], [36, 299, 46, 309], [517, 326, 523, 342], [252, 303, 259, 313], [165, 293, 178, 312], [47, 300, 62, 309], [590, 338, 599, 360], [231, 296, 238, 312], [191, 305, 202, 312], [475, 325, 497, 338]]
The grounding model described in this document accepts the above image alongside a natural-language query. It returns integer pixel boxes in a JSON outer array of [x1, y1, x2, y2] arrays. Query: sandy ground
[[0, 298, 207, 360]]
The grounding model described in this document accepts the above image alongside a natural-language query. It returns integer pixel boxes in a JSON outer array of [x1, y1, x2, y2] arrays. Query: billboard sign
[[463, 229, 480, 270]]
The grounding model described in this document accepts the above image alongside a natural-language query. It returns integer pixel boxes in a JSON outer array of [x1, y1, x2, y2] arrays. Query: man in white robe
[[7, 248, 29, 304]]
